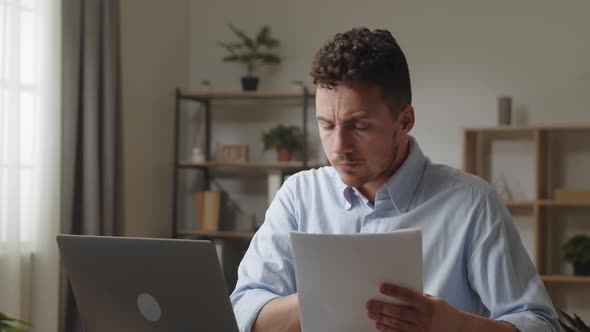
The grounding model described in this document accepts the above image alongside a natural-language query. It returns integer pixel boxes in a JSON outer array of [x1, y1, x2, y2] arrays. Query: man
[[230, 27, 559, 332]]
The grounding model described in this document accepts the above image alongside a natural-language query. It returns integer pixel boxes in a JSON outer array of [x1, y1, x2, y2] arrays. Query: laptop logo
[[137, 292, 162, 322]]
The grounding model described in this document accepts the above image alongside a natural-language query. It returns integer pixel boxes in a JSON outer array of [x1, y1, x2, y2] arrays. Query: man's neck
[[359, 138, 411, 204]]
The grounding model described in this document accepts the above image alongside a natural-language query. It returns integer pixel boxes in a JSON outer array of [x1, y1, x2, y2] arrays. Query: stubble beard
[[335, 129, 400, 188]]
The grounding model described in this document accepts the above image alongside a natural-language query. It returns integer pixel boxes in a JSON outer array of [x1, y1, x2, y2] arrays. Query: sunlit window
[[0, 0, 41, 244]]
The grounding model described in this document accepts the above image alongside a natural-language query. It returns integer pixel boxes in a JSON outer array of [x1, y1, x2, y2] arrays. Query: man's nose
[[332, 127, 354, 155]]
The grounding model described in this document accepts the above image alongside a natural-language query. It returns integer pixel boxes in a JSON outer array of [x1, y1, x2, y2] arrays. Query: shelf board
[[538, 200, 590, 207], [502, 200, 590, 207], [176, 230, 256, 239], [465, 125, 590, 133], [542, 275, 590, 284], [180, 91, 315, 100], [178, 160, 326, 170], [504, 200, 535, 208], [465, 126, 536, 133], [464, 127, 535, 140]]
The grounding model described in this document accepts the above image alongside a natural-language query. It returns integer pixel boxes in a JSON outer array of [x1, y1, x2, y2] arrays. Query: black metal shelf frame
[[171, 88, 314, 237]]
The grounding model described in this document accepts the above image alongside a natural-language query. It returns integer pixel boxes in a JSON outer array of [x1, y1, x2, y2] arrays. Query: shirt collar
[[332, 169, 353, 210], [379, 136, 427, 213], [333, 136, 427, 212]]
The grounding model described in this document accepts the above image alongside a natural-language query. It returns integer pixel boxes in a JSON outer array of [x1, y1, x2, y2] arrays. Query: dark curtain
[[59, 0, 123, 331]]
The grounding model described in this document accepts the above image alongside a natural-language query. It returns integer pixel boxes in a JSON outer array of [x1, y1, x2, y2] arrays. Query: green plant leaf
[[217, 41, 243, 54], [261, 125, 303, 151], [0, 320, 31, 332], [218, 24, 282, 75], [263, 37, 280, 48], [256, 26, 270, 45], [560, 310, 578, 325], [256, 53, 281, 64], [222, 54, 242, 62], [573, 314, 590, 331], [255, 26, 280, 48], [3, 326, 29, 332], [559, 310, 590, 332], [228, 24, 255, 50], [562, 234, 590, 264], [0, 313, 29, 327], [559, 323, 577, 332]]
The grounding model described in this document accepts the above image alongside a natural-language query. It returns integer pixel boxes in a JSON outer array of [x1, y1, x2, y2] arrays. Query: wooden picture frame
[[220, 144, 249, 163]]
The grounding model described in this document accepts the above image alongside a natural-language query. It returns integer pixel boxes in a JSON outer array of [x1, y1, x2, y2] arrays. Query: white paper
[[291, 229, 423, 332]]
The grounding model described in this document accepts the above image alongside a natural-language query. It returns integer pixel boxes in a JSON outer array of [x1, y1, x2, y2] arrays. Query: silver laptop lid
[[57, 235, 239, 332]]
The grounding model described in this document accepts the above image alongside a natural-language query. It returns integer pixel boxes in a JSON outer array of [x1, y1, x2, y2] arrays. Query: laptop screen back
[[57, 235, 239, 332]]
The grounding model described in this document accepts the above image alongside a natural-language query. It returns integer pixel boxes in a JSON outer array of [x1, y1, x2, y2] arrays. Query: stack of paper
[[291, 229, 423, 332]]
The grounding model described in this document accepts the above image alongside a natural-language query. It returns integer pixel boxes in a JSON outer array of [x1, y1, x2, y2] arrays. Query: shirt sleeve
[[230, 176, 299, 332], [466, 188, 560, 332]]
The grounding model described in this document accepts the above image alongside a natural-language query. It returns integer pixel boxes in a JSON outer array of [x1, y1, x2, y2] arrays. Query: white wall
[[188, 0, 590, 167], [185, 0, 590, 229], [120, 0, 190, 237]]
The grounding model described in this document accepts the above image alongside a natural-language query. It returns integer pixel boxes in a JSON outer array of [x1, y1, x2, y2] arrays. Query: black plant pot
[[241, 76, 259, 91], [573, 262, 590, 276]]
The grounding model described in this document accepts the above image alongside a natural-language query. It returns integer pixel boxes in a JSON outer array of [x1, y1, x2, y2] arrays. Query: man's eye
[[354, 123, 369, 130], [321, 123, 334, 130]]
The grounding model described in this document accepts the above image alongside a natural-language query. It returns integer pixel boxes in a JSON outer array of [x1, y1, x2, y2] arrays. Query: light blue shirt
[[230, 137, 559, 332]]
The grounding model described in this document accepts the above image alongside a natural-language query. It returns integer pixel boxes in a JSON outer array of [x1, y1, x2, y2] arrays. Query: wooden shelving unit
[[177, 160, 325, 170], [504, 200, 536, 208], [542, 275, 590, 284], [172, 89, 318, 291], [180, 91, 316, 100], [464, 125, 590, 317], [504, 200, 590, 208], [176, 230, 256, 239], [172, 88, 317, 238]]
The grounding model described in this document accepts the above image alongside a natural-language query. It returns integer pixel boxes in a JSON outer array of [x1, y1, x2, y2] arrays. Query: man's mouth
[[335, 162, 360, 171]]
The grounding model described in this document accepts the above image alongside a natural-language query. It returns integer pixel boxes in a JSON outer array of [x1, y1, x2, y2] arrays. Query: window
[[0, 0, 41, 245]]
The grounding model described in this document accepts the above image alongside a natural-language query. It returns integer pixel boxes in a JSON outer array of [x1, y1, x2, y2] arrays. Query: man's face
[[316, 82, 404, 189]]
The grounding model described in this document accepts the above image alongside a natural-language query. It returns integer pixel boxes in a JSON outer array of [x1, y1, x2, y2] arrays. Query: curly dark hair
[[310, 28, 412, 114]]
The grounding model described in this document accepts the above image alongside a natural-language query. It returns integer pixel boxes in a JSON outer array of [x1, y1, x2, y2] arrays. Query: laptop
[[57, 235, 239, 332]]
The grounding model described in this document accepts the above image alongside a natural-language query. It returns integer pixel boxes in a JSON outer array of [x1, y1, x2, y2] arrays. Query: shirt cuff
[[497, 311, 559, 332], [232, 288, 281, 332]]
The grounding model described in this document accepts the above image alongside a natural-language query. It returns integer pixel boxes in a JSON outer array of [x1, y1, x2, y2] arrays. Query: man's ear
[[399, 105, 415, 133]]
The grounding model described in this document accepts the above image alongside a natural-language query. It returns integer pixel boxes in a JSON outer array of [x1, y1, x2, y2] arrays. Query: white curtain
[[0, 0, 61, 331]]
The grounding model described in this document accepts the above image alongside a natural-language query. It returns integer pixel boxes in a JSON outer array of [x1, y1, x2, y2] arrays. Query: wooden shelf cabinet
[[464, 125, 590, 318]]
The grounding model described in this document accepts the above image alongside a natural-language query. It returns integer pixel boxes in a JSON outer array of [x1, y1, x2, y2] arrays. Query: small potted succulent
[[217, 24, 281, 91], [262, 125, 303, 162], [559, 310, 590, 332], [0, 312, 31, 332], [562, 234, 590, 276]]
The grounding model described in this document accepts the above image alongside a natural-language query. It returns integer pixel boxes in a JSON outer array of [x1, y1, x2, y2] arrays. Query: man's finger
[[366, 300, 420, 323], [380, 283, 428, 308], [376, 320, 410, 332], [369, 310, 416, 331]]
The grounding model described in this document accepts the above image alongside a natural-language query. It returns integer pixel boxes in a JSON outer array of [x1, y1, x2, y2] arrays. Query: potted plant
[[559, 310, 590, 332], [261, 125, 302, 162], [0, 312, 31, 332], [562, 234, 590, 276], [217, 24, 281, 91]]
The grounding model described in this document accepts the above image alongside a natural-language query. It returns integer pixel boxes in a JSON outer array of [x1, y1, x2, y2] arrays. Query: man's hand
[[366, 283, 517, 332]]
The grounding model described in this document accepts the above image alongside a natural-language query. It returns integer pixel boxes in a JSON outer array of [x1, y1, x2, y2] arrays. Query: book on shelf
[[195, 191, 221, 231], [195, 190, 258, 233]]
